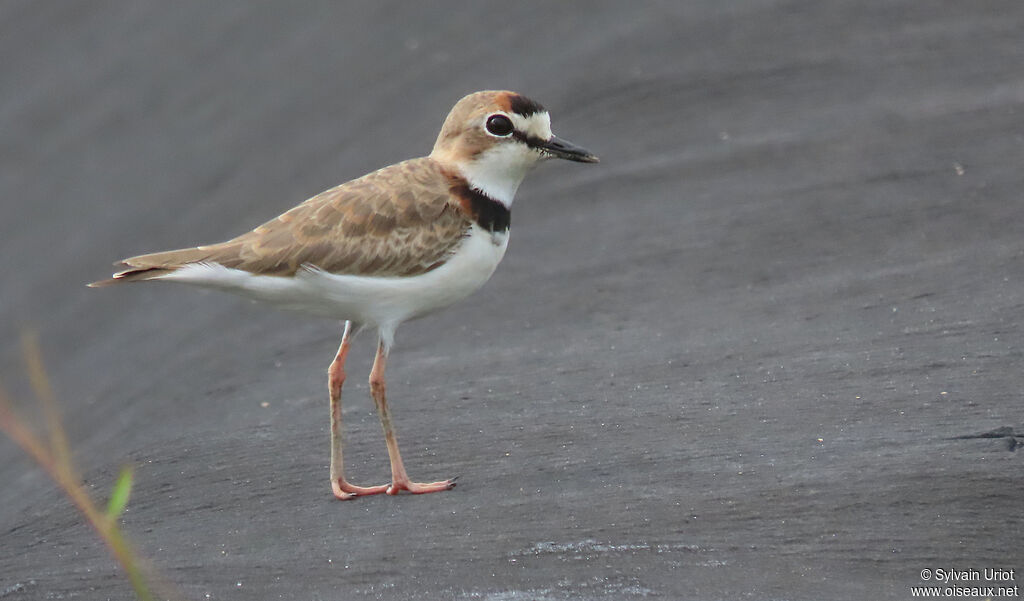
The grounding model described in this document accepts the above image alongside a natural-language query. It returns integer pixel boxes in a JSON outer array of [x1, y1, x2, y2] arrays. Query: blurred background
[[2, 2, 1022, 600]]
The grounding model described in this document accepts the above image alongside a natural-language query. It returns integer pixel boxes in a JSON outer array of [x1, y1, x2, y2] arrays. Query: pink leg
[[329, 322, 388, 500], [369, 339, 456, 495]]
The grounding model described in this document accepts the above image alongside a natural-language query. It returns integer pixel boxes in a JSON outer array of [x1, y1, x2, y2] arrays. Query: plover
[[91, 90, 598, 499]]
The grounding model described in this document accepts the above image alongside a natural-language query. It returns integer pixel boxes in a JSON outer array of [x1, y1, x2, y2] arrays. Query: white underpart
[[457, 111, 553, 207], [158, 225, 508, 348]]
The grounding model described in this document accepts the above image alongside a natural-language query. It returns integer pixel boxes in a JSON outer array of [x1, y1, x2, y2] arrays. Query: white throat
[[457, 144, 540, 207]]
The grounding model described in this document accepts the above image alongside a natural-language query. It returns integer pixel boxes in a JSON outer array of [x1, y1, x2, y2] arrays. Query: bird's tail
[[87, 246, 218, 287], [87, 266, 176, 287]]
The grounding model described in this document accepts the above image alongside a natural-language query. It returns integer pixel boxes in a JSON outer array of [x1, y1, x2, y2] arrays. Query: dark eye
[[485, 114, 514, 137]]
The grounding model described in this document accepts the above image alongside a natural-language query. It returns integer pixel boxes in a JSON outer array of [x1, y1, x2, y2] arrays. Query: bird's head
[[430, 90, 598, 205]]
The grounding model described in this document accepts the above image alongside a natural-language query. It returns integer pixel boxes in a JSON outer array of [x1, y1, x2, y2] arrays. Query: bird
[[90, 90, 598, 499]]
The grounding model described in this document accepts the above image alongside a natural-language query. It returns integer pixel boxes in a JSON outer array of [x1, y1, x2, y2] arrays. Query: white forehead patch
[[509, 111, 552, 141]]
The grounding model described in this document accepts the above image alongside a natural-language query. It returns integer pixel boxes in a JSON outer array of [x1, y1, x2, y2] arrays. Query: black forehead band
[[508, 94, 546, 117]]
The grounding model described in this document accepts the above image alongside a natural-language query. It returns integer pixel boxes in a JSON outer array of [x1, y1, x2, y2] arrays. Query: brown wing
[[91, 158, 472, 286]]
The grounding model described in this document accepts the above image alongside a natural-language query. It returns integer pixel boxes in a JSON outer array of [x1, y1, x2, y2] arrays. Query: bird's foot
[[332, 478, 390, 500], [386, 475, 458, 495]]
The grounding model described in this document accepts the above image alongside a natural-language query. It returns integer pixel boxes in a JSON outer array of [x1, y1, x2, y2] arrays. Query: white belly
[[159, 225, 508, 341]]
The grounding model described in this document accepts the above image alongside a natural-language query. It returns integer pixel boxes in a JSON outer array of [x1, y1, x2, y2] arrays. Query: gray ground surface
[[2, 2, 1023, 600]]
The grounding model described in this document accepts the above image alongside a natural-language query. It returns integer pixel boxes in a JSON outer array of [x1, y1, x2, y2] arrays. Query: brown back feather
[[92, 158, 473, 286]]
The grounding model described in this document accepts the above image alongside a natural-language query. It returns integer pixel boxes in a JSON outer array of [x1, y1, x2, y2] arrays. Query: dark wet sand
[[2, 2, 1022, 599]]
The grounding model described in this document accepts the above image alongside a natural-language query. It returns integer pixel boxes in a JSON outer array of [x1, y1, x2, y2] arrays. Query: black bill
[[537, 135, 600, 163]]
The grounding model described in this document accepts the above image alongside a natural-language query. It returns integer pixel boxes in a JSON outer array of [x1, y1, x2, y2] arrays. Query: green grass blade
[[106, 466, 134, 520]]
